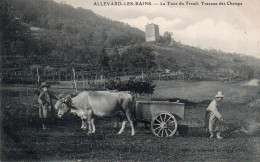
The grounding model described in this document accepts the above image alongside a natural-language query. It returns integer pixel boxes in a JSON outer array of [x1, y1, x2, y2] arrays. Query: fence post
[[95, 74, 97, 84], [66, 69, 68, 81], [142, 70, 144, 80], [36, 67, 40, 83], [82, 74, 85, 90], [72, 68, 77, 92]]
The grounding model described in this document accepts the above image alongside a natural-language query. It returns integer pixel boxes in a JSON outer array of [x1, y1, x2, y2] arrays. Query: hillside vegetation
[[150, 43, 260, 80], [1, 0, 144, 61], [1, 0, 260, 83]]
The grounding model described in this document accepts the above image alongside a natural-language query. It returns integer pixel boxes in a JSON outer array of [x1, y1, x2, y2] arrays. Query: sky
[[54, 0, 260, 58]]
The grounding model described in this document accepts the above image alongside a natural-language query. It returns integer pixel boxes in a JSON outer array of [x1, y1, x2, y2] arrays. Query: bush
[[105, 78, 156, 96]]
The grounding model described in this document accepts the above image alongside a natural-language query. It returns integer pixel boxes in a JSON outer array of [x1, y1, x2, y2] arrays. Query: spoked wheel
[[151, 113, 178, 137]]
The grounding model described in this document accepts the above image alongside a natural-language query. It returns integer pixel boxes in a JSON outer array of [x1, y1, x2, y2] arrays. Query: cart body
[[136, 101, 185, 121], [135, 100, 188, 137]]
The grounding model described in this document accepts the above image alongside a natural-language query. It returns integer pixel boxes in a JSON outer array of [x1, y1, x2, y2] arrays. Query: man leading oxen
[[54, 91, 136, 136]]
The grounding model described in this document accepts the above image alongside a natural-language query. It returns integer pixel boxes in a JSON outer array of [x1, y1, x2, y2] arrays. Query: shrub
[[105, 78, 156, 96]]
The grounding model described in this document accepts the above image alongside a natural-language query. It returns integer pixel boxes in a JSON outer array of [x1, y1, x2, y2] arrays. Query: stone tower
[[145, 23, 160, 42]]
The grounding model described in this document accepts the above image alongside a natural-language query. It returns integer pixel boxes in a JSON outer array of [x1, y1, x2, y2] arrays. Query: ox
[[54, 91, 136, 136]]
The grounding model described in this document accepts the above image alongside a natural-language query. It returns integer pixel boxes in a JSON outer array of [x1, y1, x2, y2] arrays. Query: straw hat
[[215, 91, 224, 98], [41, 82, 50, 88]]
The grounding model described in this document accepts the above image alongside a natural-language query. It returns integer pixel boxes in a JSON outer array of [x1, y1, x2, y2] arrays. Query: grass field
[[1, 80, 259, 161], [153, 80, 259, 103]]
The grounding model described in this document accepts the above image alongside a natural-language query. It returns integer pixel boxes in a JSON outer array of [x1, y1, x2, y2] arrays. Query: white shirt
[[206, 99, 223, 119]]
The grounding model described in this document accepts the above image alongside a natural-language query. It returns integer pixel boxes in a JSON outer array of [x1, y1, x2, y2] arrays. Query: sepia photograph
[[1, 0, 260, 161]]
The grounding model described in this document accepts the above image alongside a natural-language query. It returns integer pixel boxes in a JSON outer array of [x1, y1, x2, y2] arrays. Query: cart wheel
[[151, 113, 178, 137]]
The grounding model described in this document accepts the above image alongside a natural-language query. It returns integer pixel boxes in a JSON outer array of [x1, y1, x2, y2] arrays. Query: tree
[[96, 46, 109, 74], [163, 31, 173, 42], [120, 45, 156, 73], [158, 31, 173, 44], [109, 48, 124, 74], [1, 0, 37, 57]]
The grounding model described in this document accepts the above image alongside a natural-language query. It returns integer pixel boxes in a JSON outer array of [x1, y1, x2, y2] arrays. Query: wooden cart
[[135, 100, 188, 137]]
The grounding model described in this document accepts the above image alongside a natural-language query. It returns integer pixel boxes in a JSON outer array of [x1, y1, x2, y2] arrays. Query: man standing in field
[[205, 91, 225, 139], [38, 82, 59, 129]]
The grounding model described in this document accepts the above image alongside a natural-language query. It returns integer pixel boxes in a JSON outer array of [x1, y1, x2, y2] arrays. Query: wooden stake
[[72, 68, 77, 92], [83, 74, 85, 90], [36, 67, 40, 84], [142, 70, 144, 80]]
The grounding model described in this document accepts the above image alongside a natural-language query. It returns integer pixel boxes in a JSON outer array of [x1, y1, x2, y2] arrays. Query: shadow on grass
[[180, 125, 259, 139]]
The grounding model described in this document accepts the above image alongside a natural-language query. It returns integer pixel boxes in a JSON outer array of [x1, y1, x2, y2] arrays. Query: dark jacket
[[38, 90, 59, 106], [38, 90, 59, 118]]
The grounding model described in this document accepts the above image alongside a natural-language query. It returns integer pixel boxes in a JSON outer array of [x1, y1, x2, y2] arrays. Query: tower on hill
[[145, 23, 160, 42]]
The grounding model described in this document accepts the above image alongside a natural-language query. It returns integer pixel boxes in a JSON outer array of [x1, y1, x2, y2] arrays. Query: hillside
[[1, 0, 260, 83], [148, 42, 260, 79], [1, 0, 145, 61]]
